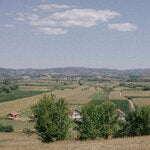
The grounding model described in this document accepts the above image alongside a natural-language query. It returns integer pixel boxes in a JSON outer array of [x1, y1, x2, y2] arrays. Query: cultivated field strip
[[133, 98, 150, 106], [50, 86, 97, 104], [109, 90, 127, 100], [19, 85, 50, 91], [122, 91, 150, 97]]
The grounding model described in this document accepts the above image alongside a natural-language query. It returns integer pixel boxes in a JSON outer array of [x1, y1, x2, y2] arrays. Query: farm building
[[7, 112, 19, 120], [116, 109, 126, 121], [69, 109, 82, 121]]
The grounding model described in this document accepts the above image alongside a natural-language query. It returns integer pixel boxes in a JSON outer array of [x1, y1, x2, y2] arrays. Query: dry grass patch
[[109, 91, 127, 100], [0, 133, 150, 150], [52, 86, 97, 104], [0, 94, 42, 117], [19, 86, 50, 91], [133, 98, 150, 106], [122, 91, 150, 97]]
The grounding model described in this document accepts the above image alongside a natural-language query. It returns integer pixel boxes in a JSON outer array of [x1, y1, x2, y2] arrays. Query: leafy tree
[[126, 106, 150, 136], [31, 94, 71, 142], [78, 101, 118, 140], [114, 105, 150, 137]]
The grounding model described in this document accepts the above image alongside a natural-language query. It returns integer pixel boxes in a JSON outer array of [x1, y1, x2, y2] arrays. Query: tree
[[31, 94, 71, 142], [126, 105, 150, 136], [114, 105, 150, 137], [78, 101, 118, 140]]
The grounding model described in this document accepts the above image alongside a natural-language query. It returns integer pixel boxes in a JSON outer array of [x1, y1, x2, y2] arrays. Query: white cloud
[[38, 27, 68, 35], [51, 9, 120, 27], [16, 13, 39, 22], [108, 23, 137, 31], [18, 9, 120, 28], [38, 4, 71, 11]]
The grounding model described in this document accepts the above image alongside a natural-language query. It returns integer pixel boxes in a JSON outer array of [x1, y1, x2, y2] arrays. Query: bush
[[78, 101, 118, 140], [0, 124, 14, 132], [142, 86, 150, 91], [31, 94, 71, 142]]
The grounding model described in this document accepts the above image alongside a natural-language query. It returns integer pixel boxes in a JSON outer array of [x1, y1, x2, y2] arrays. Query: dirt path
[[120, 91, 135, 111], [128, 100, 135, 111]]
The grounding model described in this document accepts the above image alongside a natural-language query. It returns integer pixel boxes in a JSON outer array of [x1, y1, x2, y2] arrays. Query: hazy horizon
[[0, 66, 150, 71], [0, 0, 149, 69]]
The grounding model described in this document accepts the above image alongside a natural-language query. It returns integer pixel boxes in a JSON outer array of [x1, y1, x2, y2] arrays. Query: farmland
[[0, 71, 149, 117], [0, 68, 150, 149]]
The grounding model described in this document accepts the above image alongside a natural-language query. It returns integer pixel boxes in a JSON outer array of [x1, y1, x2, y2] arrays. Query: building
[[7, 112, 19, 120], [69, 109, 82, 121], [116, 109, 126, 121]]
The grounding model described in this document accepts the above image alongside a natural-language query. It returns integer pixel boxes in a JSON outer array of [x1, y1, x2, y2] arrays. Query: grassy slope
[[0, 85, 97, 117], [0, 119, 34, 131], [0, 133, 149, 150]]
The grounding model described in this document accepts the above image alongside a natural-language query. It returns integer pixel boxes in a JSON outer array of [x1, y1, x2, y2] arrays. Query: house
[[7, 112, 19, 120], [116, 109, 126, 121], [69, 109, 82, 121]]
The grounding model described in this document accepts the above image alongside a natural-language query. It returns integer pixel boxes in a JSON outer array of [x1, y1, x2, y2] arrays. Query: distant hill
[[0, 67, 150, 79]]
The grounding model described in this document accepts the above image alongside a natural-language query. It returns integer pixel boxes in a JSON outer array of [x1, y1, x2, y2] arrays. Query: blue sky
[[0, 0, 149, 69]]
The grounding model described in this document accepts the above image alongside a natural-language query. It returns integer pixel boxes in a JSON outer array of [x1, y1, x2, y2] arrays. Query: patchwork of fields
[[0, 80, 150, 116], [0, 79, 150, 149]]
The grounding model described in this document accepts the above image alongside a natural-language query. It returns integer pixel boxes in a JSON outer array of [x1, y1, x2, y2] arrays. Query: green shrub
[[0, 124, 14, 132], [31, 94, 71, 142]]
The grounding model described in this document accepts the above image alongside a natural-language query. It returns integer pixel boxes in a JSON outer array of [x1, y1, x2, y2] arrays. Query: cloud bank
[[15, 3, 137, 35]]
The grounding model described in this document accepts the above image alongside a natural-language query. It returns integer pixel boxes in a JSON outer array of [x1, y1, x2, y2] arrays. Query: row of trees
[[31, 94, 150, 142]]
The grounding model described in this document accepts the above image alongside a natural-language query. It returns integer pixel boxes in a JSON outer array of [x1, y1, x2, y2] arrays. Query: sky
[[0, 0, 150, 69]]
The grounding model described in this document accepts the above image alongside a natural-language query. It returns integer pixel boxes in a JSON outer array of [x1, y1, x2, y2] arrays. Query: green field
[[89, 88, 112, 101], [0, 90, 47, 103]]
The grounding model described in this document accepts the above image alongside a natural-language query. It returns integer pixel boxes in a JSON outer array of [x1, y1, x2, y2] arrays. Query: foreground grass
[[0, 133, 149, 150]]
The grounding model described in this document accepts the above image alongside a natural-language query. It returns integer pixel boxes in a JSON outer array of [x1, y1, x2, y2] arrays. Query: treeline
[[31, 95, 150, 142], [119, 82, 150, 91], [0, 80, 18, 93]]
